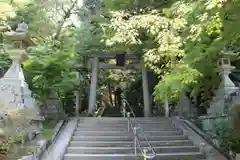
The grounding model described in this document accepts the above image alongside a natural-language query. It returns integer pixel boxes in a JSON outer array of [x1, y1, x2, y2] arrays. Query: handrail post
[[123, 99, 155, 159], [127, 112, 131, 132], [143, 148, 147, 160], [133, 126, 138, 155]]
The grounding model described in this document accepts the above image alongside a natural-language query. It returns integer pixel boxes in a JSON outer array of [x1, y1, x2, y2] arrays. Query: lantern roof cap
[[4, 22, 34, 46]]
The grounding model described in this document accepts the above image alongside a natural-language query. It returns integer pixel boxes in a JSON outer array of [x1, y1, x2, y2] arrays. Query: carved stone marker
[[177, 94, 194, 118], [45, 92, 64, 119]]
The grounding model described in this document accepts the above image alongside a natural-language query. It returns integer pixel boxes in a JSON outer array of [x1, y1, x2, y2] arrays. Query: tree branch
[[53, 0, 77, 40]]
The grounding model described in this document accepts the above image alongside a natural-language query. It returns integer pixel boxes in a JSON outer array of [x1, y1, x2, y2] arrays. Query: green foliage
[[75, 21, 105, 55], [223, 0, 240, 51], [23, 30, 78, 101], [42, 119, 59, 140], [0, 0, 30, 20], [154, 63, 201, 101], [1, 0, 240, 116], [0, 53, 11, 71], [102, 0, 239, 105], [0, 108, 34, 155], [0, 25, 12, 75], [0, 0, 86, 108], [213, 122, 240, 156], [0, 139, 11, 155]]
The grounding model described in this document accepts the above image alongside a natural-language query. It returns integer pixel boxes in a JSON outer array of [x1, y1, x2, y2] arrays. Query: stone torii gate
[[75, 52, 151, 117]]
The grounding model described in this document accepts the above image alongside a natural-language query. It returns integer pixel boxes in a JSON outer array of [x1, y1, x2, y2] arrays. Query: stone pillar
[[79, 88, 82, 114], [75, 92, 80, 116], [75, 71, 80, 116], [164, 96, 169, 117], [141, 60, 151, 117], [88, 57, 99, 114]]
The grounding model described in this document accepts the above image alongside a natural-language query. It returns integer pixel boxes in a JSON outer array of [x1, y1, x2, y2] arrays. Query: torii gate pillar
[[141, 60, 151, 117], [88, 57, 99, 114]]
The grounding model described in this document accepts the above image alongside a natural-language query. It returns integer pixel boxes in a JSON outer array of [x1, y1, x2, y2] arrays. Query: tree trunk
[[54, 0, 77, 40]]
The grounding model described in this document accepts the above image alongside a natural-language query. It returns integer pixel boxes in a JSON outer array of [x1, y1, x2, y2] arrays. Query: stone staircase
[[64, 117, 206, 160], [102, 107, 122, 117]]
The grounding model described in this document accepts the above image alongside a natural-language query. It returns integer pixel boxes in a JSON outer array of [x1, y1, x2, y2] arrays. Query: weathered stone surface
[[0, 23, 34, 111], [209, 50, 238, 114], [0, 23, 43, 142], [236, 154, 240, 160], [172, 117, 227, 160], [51, 120, 64, 141], [19, 155, 34, 160], [177, 94, 195, 118], [231, 104, 240, 139], [40, 119, 78, 160], [44, 92, 64, 119]]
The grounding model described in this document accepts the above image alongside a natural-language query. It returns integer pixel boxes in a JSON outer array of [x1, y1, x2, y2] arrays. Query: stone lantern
[[1, 21, 34, 110], [0, 22, 44, 140], [218, 49, 238, 97], [208, 48, 238, 114]]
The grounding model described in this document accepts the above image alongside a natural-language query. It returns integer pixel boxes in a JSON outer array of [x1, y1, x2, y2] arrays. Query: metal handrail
[[122, 99, 156, 159], [121, 99, 136, 118]]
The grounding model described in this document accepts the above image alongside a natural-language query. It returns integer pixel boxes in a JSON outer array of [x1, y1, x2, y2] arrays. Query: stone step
[[77, 124, 128, 127], [79, 120, 171, 123], [64, 152, 205, 160], [135, 117, 170, 120], [77, 122, 172, 127], [68, 117, 205, 160], [75, 127, 128, 131], [141, 127, 178, 131], [77, 123, 173, 128], [71, 135, 188, 141], [76, 126, 177, 131], [138, 122, 172, 125], [74, 131, 131, 136], [79, 118, 126, 121], [78, 120, 127, 123], [102, 114, 121, 117], [78, 118, 171, 123], [67, 146, 199, 154], [78, 119, 170, 123], [69, 140, 193, 147], [74, 130, 183, 136], [136, 119, 171, 122], [136, 120, 171, 123], [77, 125, 177, 131]]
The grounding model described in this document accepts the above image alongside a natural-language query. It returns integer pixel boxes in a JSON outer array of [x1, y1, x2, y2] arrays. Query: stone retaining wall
[[172, 117, 228, 160], [18, 119, 67, 160]]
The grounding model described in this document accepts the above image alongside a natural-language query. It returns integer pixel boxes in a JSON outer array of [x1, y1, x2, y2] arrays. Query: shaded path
[[40, 118, 78, 160]]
